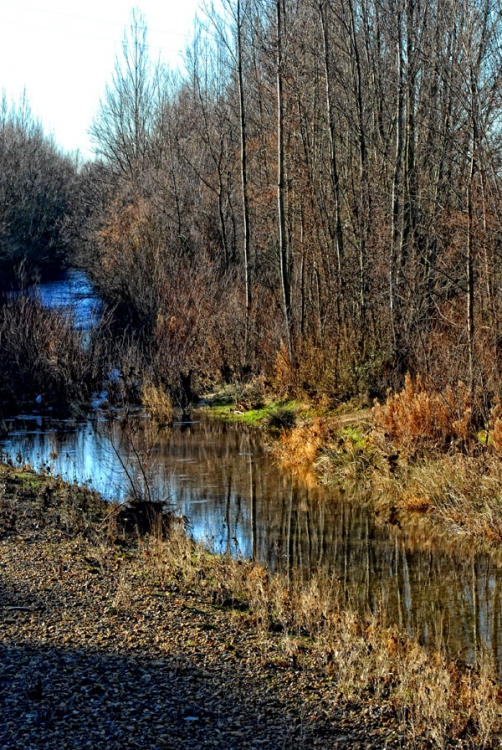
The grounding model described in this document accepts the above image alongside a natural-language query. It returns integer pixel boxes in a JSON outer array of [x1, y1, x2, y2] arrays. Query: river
[[28, 268, 102, 330], [1, 270, 502, 673]]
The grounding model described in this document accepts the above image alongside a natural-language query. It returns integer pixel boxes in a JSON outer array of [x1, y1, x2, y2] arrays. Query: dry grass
[[263, 377, 502, 549], [140, 382, 174, 426], [270, 418, 333, 469], [373, 373, 473, 455], [366, 377, 502, 544], [487, 402, 502, 455], [374, 454, 502, 544], [144, 526, 502, 748]]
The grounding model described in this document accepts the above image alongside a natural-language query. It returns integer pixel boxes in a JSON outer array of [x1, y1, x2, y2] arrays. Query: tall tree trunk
[[467, 74, 477, 402], [237, 0, 251, 318], [276, 0, 291, 353], [347, 0, 368, 329], [319, 0, 344, 324], [390, 4, 405, 361]]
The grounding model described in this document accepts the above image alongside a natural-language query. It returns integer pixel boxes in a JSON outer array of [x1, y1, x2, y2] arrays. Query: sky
[[0, 0, 202, 158]]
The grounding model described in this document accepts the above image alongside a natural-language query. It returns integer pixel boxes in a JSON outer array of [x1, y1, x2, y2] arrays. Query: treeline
[[0, 94, 79, 286], [3, 0, 502, 413], [79, 0, 502, 407]]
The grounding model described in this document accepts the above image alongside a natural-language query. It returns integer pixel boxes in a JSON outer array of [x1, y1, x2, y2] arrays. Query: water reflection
[[2, 413, 502, 669]]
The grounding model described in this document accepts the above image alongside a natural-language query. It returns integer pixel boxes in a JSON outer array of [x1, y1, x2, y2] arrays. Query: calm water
[[3, 270, 502, 670], [1, 413, 502, 670], [28, 268, 102, 330]]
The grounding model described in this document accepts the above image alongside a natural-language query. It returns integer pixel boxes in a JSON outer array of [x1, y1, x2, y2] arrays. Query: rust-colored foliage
[[487, 402, 502, 455], [373, 374, 472, 453], [272, 417, 333, 470]]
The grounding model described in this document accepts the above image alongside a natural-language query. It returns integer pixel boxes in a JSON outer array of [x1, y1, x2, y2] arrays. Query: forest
[[4, 6, 502, 744], [2, 0, 502, 417]]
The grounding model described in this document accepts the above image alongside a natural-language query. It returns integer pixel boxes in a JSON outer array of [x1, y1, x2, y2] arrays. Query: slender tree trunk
[[347, 0, 368, 327], [390, 5, 405, 359], [467, 101, 476, 401], [237, 0, 251, 317], [276, 0, 291, 353], [319, 0, 344, 323]]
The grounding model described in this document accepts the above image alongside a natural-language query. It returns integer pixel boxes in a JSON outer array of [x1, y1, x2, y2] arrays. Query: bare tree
[[90, 9, 158, 184]]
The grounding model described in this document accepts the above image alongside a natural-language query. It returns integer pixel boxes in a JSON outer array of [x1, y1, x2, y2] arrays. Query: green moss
[[203, 400, 302, 427], [475, 430, 489, 446]]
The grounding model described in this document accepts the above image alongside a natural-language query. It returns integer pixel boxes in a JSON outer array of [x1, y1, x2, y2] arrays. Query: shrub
[[263, 407, 296, 431], [373, 374, 472, 454], [140, 382, 173, 427]]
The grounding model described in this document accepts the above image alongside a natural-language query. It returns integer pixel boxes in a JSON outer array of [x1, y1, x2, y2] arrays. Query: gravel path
[[0, 467, 476, 749]]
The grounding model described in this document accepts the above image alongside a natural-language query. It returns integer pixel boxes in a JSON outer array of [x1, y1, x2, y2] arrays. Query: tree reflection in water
[[2, 413, 502, 670]]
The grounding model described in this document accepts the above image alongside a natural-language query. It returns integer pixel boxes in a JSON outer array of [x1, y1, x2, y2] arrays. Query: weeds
[[0, 292, 110, 414], [374, 454, 502, 543], [372, 373, 473, 455], [144, 526, 502, 747], [140, 382, 173, 427], [364, 376, 502, 543], [271, 418, 332, 469]]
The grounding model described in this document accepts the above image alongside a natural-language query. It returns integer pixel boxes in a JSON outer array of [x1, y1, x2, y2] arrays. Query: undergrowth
[[249, 374, 502, 548], [372, 373, 473, 455]]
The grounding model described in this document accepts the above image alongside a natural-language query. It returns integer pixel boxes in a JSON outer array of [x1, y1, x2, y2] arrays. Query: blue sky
[[0, 1, 201, 157]]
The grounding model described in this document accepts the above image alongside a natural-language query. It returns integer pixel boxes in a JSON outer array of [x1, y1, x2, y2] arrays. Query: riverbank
[[202, 378, 502, 550], [1, 466, 501, 748]]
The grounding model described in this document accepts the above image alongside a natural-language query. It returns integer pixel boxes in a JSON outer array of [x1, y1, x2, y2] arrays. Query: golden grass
[[140, 382, 173, 427], [270, 418, 332, 469], [372, 453, 502, 546], [373, 373, 473, 453], [262, 375, 502, 549], [143, 526, 502, 747]]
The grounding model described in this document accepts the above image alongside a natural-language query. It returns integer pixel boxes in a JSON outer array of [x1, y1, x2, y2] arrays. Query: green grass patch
[[203, 404, 238, 421], [203, 400, 303, 427], [338, 423, 368, 450]]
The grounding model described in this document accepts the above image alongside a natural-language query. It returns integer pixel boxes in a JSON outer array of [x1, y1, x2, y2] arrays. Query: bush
[[372, 374, 472, 454], [263, 407, 296, 431], [0, 294, 107, 413]]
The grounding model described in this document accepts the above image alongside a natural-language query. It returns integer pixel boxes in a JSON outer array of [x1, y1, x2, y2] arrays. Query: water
[[3, 269, 502, 670], [2, 412, 502, 671], [26, 268, 102, 330]]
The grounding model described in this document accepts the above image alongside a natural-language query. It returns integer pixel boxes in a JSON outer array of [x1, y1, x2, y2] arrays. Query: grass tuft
[[141, 382, 173, 427]]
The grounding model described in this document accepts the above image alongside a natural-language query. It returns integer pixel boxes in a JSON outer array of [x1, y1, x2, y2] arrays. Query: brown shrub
[[0, 293, 107, 412], [373, 373, 472, 454], [271, 418, 333, 469]]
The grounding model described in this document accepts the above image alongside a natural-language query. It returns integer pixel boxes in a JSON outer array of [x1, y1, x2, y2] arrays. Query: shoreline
[[201, 382, 502, 552], [1, 466, 501, 747]]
